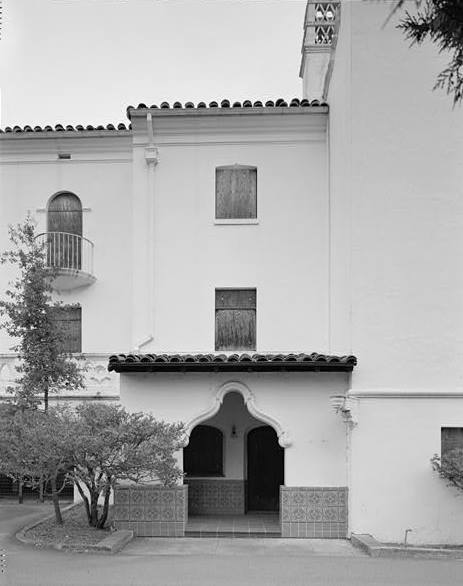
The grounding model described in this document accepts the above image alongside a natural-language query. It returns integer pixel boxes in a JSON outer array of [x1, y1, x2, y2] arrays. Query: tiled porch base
[[113, 485, 188, 537], [186, 513, 280, 537], [185, 479, 245, 515], [280, 486, 348, 539]]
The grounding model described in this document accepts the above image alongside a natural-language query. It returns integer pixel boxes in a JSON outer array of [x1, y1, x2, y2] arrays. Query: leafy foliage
[[0, 404, 75, 523], [0, 402, 185, 528], [0, 216, 84, 409], [395, 0, 463, 105], [431, 448, 463, 490], [70, 403, 185, 528]]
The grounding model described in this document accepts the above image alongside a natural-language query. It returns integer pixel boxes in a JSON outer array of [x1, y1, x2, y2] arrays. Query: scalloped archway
[[184, 380, 292, 448]]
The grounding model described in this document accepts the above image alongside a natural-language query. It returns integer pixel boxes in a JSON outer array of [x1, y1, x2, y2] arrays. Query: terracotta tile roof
[[0, 123, 131, 135], [126, 98, 327, 119], [1, 98, 327, 135], [108, 352, 356, 373]]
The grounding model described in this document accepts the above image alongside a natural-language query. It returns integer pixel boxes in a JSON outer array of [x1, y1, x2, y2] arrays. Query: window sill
[[214, 219, 259, 226]]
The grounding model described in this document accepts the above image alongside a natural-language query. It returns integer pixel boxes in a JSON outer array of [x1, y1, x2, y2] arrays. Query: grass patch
[[24, 503, 112, 549]]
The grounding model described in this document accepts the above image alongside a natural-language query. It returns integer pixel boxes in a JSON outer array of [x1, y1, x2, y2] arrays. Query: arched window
[[184, 425, 223, 476], [47, 192, 83, 270]]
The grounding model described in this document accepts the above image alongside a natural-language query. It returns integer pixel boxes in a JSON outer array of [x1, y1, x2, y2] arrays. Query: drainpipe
[[135, 112, 159, 353]]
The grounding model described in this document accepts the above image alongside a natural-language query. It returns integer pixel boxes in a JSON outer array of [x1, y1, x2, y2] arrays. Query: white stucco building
[[0, 1, 462, 544]]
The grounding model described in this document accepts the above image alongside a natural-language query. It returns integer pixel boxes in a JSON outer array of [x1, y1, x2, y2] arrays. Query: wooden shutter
[[441, 428, 463, 456], [216, 166, 257, 219], [47, 193, 82, 236], [215, 289, 256, 351], [47, 193, 83, 270], [51, 306, 82, 353]]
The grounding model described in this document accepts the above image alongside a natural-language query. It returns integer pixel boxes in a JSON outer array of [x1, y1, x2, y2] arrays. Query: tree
[[69, 403, 185, 529], [0, 404, 74, 523], [393, 0, 463, 105], [431, 449, 463, 490], [0, 216, 84, 410]]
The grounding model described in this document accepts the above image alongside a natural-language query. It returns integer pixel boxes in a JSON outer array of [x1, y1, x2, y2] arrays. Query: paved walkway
[[2, 503, 463, 586], [125, 536, 361, 556], [185, 513, 280, 536]]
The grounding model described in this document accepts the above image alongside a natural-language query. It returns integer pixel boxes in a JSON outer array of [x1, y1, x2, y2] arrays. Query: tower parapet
[[299, 1, 340, 100]]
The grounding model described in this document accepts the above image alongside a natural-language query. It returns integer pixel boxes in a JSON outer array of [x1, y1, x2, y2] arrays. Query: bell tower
[[299, 1, 340, 101]]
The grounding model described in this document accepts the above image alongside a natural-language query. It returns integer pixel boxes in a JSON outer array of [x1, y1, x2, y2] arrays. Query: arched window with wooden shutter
[[47, 192, 83, 270]]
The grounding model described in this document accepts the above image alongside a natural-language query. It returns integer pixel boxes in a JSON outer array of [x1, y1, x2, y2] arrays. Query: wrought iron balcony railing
[[35, 231, 96, 290]]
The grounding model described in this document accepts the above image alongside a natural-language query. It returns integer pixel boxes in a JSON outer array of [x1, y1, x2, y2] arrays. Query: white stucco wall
[[326, 1, 463, 543], [120, 371, 350, 487], [328, 1, 463, 389], [349, 392, 463, 545], [0, 133, 133, 355], [130, 111, 330, 355]]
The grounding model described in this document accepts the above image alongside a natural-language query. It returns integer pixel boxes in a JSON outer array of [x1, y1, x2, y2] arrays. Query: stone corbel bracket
[[144, 145, 159, 166], [330, 394, 358, 428]]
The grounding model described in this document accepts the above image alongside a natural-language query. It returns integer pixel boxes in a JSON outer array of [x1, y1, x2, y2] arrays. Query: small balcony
[[36, 231, 96, 291]]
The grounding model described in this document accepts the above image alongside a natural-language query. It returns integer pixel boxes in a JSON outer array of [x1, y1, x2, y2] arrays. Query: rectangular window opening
[[441, 427, 463, 457], [215, 165, 257, 220], [50, 305, 82, 353], [215, 288, 256, 351]]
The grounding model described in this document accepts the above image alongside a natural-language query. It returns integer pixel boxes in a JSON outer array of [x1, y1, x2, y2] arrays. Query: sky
[[0, 0, 307, 127]]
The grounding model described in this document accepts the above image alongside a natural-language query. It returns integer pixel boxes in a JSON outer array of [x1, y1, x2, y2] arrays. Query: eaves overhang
[[108, 353, 357, 373], [127, 98, 328, 121]]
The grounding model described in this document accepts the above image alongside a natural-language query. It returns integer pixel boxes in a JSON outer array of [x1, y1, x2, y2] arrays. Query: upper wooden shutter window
[[50, 306, 82, 353], [47, 192, 82, 236], [215, 289, 256, 351], [215, 165, 257, 219]]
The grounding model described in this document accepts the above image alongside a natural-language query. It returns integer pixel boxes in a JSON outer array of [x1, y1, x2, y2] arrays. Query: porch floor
[[185, 513, 280, 538]]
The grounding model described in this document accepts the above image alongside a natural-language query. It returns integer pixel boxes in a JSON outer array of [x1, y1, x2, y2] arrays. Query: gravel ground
[[24, 503, 112, 548]]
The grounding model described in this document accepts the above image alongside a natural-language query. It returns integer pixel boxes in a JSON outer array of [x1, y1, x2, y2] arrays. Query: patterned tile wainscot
[[280, 486, 348, 538], [113, 485, 188, 537], [185, 479, 245, 515]]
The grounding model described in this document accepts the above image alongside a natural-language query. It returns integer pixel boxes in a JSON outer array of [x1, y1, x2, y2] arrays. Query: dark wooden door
[[47, 193, 82, 269], [47, 192, 82, 235], [247, 426, 284, 511]]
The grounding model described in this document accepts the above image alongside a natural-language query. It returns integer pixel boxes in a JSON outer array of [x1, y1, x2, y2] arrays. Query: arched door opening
[[184, 390, 285, 535], [184, 425, 224, 477], [247, 425, 284, 512], [47, 192, 83, 270]]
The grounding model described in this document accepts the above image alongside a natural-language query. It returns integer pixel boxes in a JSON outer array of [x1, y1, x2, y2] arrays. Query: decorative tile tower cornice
[[299, 1, 340, 101]]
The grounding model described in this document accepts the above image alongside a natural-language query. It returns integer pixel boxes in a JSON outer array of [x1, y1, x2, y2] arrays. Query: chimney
[[299, 1, 340, 101]]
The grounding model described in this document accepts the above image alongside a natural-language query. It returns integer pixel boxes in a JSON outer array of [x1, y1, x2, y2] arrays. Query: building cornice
[[348, 388, 463, 399]]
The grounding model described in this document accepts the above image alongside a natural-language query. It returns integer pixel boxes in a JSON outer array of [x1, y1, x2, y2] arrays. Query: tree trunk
[[50, 475, 63, 525], [90, 493, 99, 527], [97, 483, 112, 529], [74, 480, 91, 524], [39, 477, 44, 503], [18, 479, 23, 504], [44, 386, 48, 412]]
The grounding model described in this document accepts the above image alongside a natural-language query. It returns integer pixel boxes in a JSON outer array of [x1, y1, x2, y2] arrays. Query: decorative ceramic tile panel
[[280, 487, 348, 539], [185, 479, 245, 515], [113, 485, 188, 537]]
